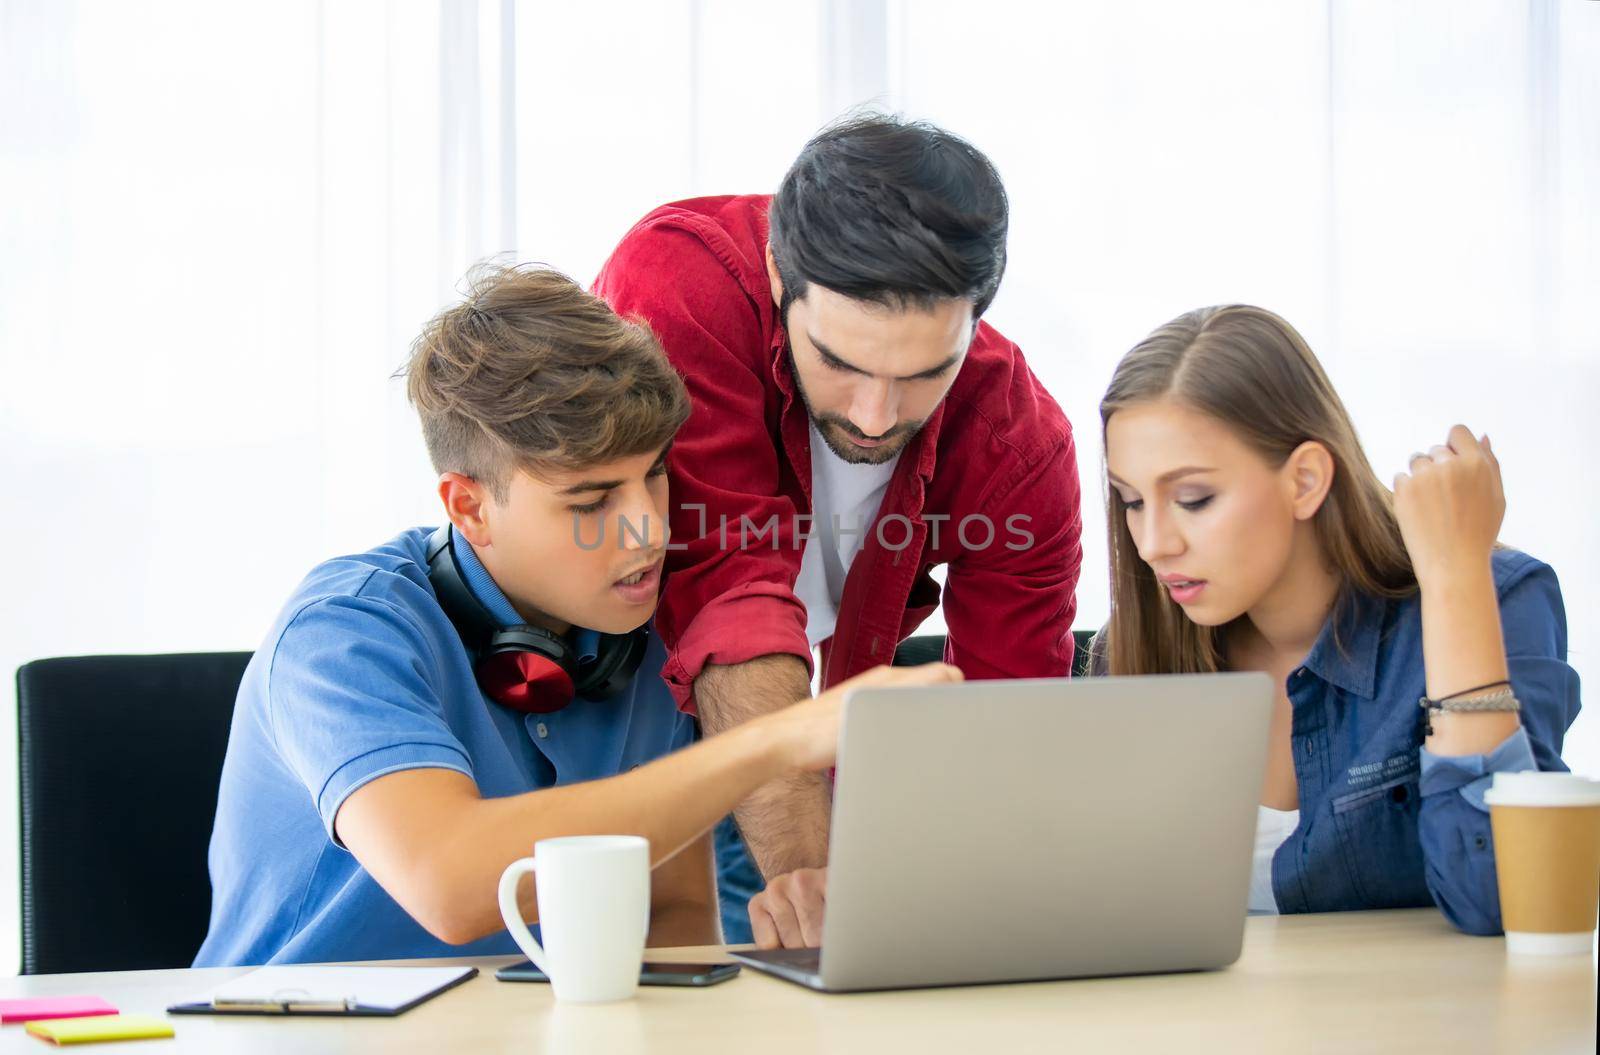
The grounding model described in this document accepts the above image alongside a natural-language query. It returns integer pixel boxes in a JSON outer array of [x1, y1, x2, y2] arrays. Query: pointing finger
[[750, 898, 779, 950]]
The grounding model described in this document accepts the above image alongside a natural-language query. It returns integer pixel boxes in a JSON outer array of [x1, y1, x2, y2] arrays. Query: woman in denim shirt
[[1092, 305, 1580, 935]]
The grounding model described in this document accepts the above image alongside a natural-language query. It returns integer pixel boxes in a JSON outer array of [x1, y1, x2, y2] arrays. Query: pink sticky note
[[0, 996, 118, 1024]]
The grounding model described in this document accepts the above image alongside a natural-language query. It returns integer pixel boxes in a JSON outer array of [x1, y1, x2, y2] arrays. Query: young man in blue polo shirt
[[194, 265, 959, 967]]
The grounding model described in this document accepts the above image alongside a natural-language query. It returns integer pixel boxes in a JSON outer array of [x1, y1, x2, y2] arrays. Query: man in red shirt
[[594, 115, 1083, 949]]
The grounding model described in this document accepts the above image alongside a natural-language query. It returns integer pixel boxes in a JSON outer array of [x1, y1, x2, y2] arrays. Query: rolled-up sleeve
[[1416, 559, 1582, 935]]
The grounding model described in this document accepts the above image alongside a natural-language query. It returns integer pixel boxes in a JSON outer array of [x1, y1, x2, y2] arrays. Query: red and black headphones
[[425, 524, 648, 714]]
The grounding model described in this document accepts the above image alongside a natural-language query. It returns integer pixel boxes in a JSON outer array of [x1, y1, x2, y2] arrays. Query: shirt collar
[[913, 399, 946, 482], [449, 527, 601, 661], [1300, 588, 1385, 699]]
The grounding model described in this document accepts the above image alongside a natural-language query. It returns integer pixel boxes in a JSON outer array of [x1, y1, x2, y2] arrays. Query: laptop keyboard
[[739, 947, 821, 971]]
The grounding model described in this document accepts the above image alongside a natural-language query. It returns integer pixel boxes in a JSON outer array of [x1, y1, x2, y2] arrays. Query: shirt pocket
[[1331, 771, 1417, 814], [1330, 769, 1431, 910]]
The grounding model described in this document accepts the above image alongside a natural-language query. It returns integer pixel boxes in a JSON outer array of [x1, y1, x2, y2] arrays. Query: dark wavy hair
[[768, 112, 1009, 318]]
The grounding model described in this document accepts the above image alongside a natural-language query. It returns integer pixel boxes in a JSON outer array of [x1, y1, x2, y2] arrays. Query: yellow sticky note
[[25, 1013, 174, 1045]]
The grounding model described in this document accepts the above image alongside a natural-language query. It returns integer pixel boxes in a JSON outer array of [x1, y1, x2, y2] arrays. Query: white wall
[[0, 0, 511, 973]]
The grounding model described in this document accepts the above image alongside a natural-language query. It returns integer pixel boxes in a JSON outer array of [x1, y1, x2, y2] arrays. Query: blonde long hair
[[1099, 305, 1415, 676]]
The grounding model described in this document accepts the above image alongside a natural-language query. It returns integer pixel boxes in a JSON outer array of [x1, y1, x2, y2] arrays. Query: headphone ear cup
[[476, 650, 574, 714], [575, 628, 650, 701], [478, 627, 579, 714]]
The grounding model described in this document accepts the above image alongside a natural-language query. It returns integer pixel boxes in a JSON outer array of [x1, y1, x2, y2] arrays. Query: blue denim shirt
[[1272, 549, 1580, 934]]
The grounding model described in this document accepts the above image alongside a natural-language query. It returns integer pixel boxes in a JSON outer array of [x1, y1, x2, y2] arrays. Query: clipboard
[[168, 965, 478, 1017]]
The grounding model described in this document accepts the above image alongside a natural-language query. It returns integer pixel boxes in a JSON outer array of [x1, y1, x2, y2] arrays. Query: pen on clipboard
[[211, 991, 358, 1013]]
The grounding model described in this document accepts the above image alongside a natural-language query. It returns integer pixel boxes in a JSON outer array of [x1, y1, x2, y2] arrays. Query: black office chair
[[16, 652, 251, 974], [893, 630, 1098, 678]]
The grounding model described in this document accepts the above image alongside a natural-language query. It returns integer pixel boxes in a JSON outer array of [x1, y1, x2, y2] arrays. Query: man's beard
[[812, 413, 923, 465], [785, 346, 926, 465]]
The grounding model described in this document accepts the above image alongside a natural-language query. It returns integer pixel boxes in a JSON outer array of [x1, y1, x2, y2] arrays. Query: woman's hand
[[1393, 426, 1517, 754], [1392, 424, 1505, 588], [762, 662, 964, 773]]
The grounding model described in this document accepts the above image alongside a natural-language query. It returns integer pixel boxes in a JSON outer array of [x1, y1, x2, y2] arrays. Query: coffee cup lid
[[1484, 770, 1600, 807]]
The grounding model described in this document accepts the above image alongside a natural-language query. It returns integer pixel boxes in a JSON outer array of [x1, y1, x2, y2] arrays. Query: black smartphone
[[495, 960, 740, 987]]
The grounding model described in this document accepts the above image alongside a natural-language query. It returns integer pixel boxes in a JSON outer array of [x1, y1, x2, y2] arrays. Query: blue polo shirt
[[194, 527, 695, 967]]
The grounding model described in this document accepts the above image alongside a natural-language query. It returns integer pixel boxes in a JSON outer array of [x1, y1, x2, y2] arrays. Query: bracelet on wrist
[[1418, 682, 1519, 737]]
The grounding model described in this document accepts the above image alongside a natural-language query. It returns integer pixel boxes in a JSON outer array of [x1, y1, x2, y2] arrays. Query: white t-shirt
[[1249, 805, 1300, 914], [793, 421, 901, 647]]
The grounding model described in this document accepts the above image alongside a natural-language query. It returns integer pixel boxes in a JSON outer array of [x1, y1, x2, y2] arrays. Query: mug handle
[[498, 857, 553, 978]]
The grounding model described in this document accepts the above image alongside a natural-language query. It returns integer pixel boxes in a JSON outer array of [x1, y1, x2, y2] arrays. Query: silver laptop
[[730, 672, 1272, 992]]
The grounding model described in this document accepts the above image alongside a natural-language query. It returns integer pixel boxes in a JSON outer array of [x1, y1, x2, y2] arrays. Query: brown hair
[[404, 263, 690, 501], [1098, 305, 1415, 676]]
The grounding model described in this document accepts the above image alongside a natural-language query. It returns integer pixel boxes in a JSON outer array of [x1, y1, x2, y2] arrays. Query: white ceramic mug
[[498, 835, 650, 1003]]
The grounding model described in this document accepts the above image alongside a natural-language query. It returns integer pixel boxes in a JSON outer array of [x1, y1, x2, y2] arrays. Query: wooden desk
[[2, 911, 1593, 1053]]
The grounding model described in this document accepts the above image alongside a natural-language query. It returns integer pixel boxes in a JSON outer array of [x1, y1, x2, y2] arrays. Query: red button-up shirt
[[594, 195, 1083, 713]]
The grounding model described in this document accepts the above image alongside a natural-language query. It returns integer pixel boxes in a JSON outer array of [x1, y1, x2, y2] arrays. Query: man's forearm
[[646, 830, 723, 948], [695, 654, 832, 877], [647, 898, 722, 948], [337, 716, 797, 945], [472, 719, 793, 940]]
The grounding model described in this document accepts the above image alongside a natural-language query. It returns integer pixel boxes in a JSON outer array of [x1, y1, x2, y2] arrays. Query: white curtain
[[2, 0, 1596, 972], [0, 0, 517, 971]]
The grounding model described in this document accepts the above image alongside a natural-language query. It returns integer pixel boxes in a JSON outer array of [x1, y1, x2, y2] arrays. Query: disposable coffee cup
[[1483, 771, 1600, 956]]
